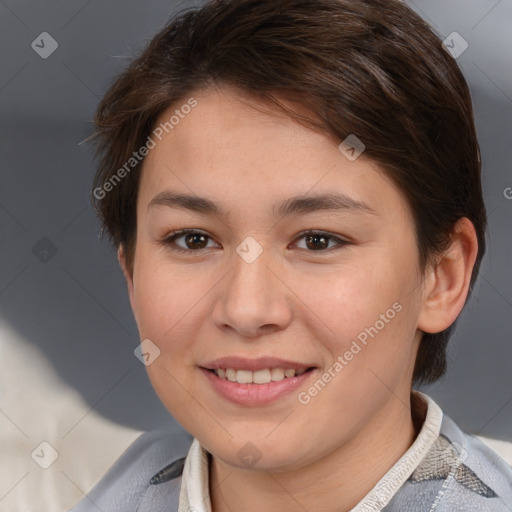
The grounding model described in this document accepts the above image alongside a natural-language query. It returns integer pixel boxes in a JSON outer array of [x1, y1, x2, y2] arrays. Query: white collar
[[178, 391, 443, 512]]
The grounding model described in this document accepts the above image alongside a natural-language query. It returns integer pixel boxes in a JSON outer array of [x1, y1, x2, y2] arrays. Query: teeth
[[213, 367, 307, 384], [253, 369, 271, 384], [271, 368, 285, 381], [236, 370, 253, 384]]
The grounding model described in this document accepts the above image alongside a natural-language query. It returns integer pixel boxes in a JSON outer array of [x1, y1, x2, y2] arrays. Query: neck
[[210, 393, 419, 512]]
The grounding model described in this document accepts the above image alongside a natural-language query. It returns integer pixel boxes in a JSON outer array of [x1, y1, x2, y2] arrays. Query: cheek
[[132, 261, 205, 423], [295, 253, 420, 378], [293, 261, 404, 338], [132, 249, 206, 341]]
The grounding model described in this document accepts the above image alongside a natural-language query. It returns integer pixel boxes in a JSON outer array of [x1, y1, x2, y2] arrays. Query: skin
[[119, 86, 478, 511]]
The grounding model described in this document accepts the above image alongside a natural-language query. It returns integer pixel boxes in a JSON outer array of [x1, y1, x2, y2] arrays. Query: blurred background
[[0, 0, 511, 510]]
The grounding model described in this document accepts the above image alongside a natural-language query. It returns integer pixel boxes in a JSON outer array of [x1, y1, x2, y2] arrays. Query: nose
[[211, 246, 293, 338]]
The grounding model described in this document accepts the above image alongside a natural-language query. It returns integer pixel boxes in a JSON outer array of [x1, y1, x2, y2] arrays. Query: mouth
[[200, 357, 317, 405], [207, 367, 313, 384]]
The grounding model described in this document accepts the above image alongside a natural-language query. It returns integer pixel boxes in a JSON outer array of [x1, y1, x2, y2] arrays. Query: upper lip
[[201, 357, 315, 372]]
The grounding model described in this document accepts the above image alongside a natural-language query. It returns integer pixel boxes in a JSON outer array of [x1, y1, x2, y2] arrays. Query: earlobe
[[417, 218, 479, 334]]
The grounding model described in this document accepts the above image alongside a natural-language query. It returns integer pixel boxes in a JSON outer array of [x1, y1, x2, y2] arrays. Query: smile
[[201, 360, 316, 405], [212, 367, 308, 384]]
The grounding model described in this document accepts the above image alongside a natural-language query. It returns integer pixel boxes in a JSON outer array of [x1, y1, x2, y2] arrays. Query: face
[[124, 87, 427, 471]]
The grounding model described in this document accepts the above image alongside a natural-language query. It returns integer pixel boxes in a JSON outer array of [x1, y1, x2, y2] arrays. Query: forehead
[[138, 87, 413, 226]]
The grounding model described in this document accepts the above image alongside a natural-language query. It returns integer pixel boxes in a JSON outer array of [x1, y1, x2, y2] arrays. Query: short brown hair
[[91, 0, 487, 384]]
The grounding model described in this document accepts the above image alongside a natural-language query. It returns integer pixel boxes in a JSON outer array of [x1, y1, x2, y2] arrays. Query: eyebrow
[[147, 190, 377, 217]]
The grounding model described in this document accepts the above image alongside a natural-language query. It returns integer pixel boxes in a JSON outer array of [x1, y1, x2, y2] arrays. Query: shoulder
[[69, 428, 193, 512], [439, 414, 512, 510], [386, 410, 512, 512]]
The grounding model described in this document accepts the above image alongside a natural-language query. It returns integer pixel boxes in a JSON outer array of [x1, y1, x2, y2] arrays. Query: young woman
[[72, 0, 512, 510]]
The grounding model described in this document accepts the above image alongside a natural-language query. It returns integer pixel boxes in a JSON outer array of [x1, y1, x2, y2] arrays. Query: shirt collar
[[178, 436, 212, 512], [178, 391, 443, 512]]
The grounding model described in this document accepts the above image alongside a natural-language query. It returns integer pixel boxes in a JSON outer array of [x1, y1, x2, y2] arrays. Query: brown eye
[[305, 234, 329, 251], [160, 229, 219, 253], [184, 233, 209, 249], [295, 230, 349, 252]]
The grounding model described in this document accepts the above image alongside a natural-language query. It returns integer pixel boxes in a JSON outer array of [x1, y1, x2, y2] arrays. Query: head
[[91, 0, 485, 471]]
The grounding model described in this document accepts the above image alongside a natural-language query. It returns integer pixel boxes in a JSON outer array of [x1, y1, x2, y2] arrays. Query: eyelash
[[158, 229, 350, 255]]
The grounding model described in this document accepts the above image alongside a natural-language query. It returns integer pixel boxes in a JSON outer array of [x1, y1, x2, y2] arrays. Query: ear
[[417, 218, 479, 334], [118, 245, 137, 316]]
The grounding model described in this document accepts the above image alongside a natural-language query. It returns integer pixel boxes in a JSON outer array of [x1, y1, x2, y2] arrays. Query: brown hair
[[91, 0, 487, 384]]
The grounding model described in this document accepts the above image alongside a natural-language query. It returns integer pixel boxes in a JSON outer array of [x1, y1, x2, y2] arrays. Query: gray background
[[1, 0, 511, 442]]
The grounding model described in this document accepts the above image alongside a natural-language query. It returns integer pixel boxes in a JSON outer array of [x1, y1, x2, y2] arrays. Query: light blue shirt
[[70, 392, 512, 511]]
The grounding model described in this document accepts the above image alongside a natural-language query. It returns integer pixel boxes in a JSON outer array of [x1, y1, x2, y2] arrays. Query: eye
[[158, 229, 349, 255], [293, 230, 349, 252], [160, 229, 219, 253]]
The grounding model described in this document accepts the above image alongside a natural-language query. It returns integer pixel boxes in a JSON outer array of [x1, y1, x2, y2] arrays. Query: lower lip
[[200, 368, 315, 406]]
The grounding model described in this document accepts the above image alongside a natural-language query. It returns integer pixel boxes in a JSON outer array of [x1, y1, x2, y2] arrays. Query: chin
[[203, 430, 315, 473]]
